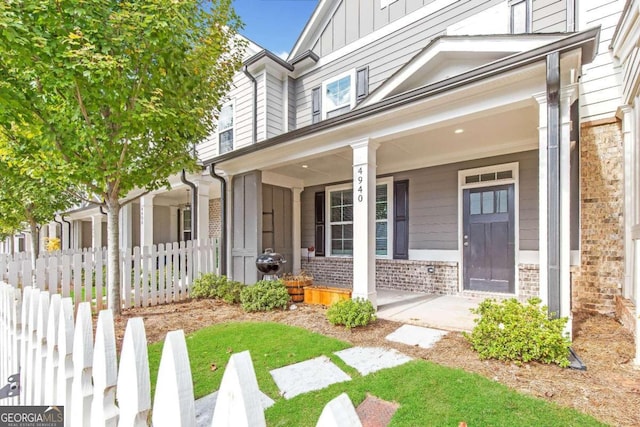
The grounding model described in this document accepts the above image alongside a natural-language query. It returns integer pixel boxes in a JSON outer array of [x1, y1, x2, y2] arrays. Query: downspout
[[52, 216, 63, 249], [60, 215, 72, 250], [243, 65, 258, 144], [180, 169, 198, 239], [209, 164, 227, 275]]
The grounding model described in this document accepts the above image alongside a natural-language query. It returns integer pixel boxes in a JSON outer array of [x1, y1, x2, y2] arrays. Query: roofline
[[290, 49, 320, 66], [244, 49, 294, 71], [288, 0, 328, 60], [205, 27, 600, 167], [611, 0, 633, 48]]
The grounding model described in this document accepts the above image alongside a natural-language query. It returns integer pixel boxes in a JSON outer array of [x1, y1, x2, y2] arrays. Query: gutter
[[243, 65, 258, 144], [209, 164, 227, 275], [60, 215, 72, 250], [52, 216, 64, 249], [203, 27, 600, 167], [180, 169, 198, 239]]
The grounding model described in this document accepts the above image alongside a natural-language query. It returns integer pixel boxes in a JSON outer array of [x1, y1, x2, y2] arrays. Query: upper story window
[[218, 102, 234, 154], [510, 0, 531, 33], [312, 67, 369, 123]]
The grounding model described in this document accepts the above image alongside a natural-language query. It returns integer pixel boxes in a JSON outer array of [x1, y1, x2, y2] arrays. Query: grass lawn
[[148, 322, 606, 427]]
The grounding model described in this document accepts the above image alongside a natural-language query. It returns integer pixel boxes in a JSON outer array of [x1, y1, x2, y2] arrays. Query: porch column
[[141, 195, 155, 247], [39, 225, 48, 253], [73, 220, 82, 250], [351, 139, 379, 308], [534, 92, 548, 307], [92, 213, 103, 249], [292, 187, 303, 274], [620, 105, 635, 298], [559, 85, 577, 335], [197, 182, 210, 241], [120, 203, 133, 250]]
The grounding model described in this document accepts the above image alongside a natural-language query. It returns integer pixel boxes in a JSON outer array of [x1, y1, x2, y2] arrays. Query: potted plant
[[282, 271, 313, 303]]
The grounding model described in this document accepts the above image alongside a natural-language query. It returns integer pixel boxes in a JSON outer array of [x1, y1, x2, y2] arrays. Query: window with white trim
[[326, 179, 393, 257], [322, 70, 356, 119], [218, 102, 234, 154]]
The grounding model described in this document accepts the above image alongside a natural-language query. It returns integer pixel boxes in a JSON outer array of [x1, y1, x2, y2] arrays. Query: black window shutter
[[311, 87, 321, 124], [314, 191, 325, 256], [356, 67, 369, 101], [393, 180, 409, 259]]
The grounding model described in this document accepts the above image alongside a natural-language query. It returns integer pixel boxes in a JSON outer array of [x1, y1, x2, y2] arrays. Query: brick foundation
[[573, 122, 625, 315], [301, 257, 538, 298], [615, 295, 637, 336], [208, 198, 222, 238]]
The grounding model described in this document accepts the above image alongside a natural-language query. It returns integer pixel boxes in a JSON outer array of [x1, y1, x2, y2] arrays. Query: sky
[[232, 0, 319, 58]]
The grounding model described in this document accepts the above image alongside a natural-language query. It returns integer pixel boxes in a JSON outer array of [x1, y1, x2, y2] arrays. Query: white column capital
[[532, 91, 547, 106]]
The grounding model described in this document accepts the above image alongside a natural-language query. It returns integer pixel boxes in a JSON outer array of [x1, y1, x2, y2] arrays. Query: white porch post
[[292, 187, 303, 274], [197, 182, 210, 241], [48, 222, 57, 241], [534, 92, 549, 307], [92, 213, 103, 249], [39, 225, 48, 253], [620, 105, 636, 299], [351, 139, 379, 309], [120, 203, 133, 250], [141, 195, 155, 247], [634, 97, 640, 367], [74, 220, 83, 249], [559, 86, 577, 335]]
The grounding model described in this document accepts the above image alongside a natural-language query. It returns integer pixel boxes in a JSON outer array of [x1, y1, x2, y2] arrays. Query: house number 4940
[[356, 167, 364, 202]]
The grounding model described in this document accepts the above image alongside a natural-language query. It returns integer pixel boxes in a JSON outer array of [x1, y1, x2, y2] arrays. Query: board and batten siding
[[578, 0, 624, 122], [300, 150, 539, 255], [532, 0, 568, 32], [296, 0, 505, 128], [265, 72, 285, 139]]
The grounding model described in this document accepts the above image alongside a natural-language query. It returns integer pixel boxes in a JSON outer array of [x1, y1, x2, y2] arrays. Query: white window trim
[[325, 177, 394, 259], [217, 100, 235, 154], [321, 69, 357, 120], [457, 162, 520, 295], [509, 0, 531, 34]]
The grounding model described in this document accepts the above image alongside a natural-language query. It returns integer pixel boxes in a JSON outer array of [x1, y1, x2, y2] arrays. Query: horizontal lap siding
[[532, 0, 567, 32], [257, 72, 266, 141], [296, 0, 505, 128], [288, 77, 296, 131], [579, 0, 623, 122], [266, 73, 284, 139], [300, 150, 539, 255]]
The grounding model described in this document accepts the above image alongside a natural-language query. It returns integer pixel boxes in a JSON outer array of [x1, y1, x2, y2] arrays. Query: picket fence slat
[[71, 302, 93, 427], [57, 297, 74, 412], [91, 310, 118, 427], [117, 317, 150, 427], [44, 294, 61, 405], [34, 291, 50, 405]]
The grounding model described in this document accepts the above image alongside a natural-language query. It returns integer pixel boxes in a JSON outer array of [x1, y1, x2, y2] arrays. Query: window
[[321, 70, 356, 119], [218, 102, 234, 154], [326, 179, 393, 257], [182, 205, 192, 241], [510, 0, 531, 33]]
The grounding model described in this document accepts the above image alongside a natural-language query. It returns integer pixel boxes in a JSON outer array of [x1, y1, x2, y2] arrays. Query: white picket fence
[[0, 239, 220, 313], [0, 284, 362, 427]]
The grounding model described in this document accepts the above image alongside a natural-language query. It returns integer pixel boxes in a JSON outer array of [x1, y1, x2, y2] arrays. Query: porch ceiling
[[264, 102, 538, 187]]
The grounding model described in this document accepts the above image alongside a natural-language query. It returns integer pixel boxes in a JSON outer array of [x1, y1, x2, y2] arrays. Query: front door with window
[[463, 184, 515, 293]]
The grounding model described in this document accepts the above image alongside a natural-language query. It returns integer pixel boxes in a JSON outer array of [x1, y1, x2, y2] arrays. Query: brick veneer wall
[[208, 198, 222, 238], [300, 257, 459, 294], [572, 122, 624, 315], [518, 264, 540, 302]]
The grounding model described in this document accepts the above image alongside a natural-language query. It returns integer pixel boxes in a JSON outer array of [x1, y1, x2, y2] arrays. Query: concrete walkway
[[376, 289, 483, 332]]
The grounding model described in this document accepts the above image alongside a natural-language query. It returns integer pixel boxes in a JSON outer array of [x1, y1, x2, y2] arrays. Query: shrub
[[241, 279, 289, 312], [326, 298, 376, 329], [463, 297, 571, 367], [191, 274, 231, 299], [216, 279, 245, 304]]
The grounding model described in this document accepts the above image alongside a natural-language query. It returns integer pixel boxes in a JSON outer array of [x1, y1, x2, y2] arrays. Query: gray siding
[[153, 206, 173, 245], [300, 150, 539, 253], [262, 184, 293, 273], [257, 71, 266, 141], [231, 171, 262, 284], [265, 72, 284, 139], [532, 0, 567, 32], [296, 0, 504, 128], [287, 77, 297, 131]]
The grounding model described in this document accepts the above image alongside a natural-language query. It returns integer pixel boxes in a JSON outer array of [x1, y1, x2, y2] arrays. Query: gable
[[360, 34, 568, 107]]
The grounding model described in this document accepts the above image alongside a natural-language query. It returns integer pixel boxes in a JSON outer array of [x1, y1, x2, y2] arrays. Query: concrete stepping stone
[[195, 390, 274, 427], [334, 347, 412, 376], [270, 355, 351, 399], [385, 324, 448, 349]]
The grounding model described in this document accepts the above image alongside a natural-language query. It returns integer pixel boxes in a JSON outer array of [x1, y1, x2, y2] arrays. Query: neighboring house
[[2, 0, 637, 363]]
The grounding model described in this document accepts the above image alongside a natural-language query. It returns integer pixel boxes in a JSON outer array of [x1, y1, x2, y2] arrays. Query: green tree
[[0, 0, 245, 314]]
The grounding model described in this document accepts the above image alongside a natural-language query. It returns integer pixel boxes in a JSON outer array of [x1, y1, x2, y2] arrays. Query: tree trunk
[[106, 202, 121, 315], [28, 219, 39, 273]]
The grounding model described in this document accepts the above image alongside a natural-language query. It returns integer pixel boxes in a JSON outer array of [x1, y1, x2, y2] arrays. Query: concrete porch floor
[[376, 289, 483, 332]]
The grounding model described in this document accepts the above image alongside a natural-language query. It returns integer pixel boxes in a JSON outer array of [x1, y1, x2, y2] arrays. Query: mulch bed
[[112, 299, 640, 426]]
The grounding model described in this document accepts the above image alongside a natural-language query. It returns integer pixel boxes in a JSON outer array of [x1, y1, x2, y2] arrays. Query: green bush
[[190, 273, 245, 303], [326, 298, 376, 329], [463, 297, 571, 367], [240, 279, 290, 312]]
